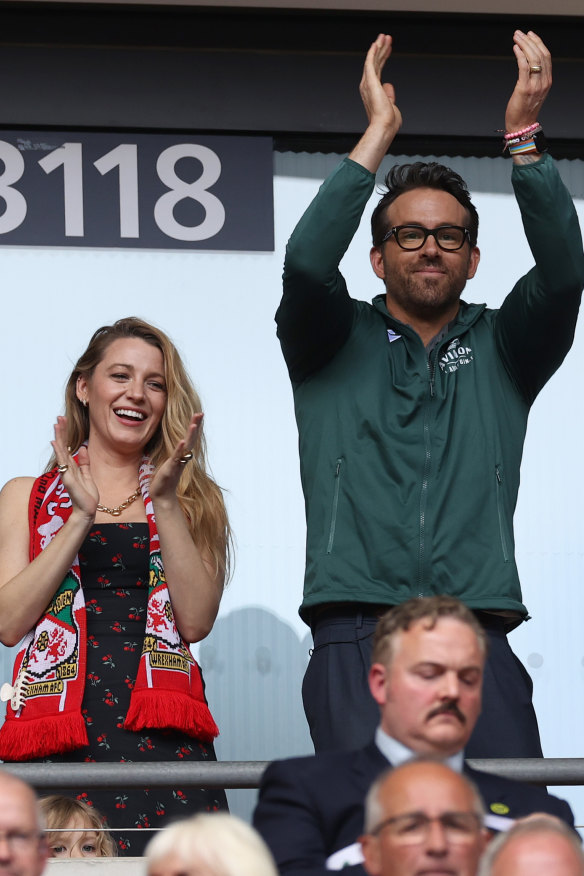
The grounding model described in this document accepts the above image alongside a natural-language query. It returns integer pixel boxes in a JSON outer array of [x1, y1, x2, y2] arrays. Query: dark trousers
[[302, 606, 543, 758]]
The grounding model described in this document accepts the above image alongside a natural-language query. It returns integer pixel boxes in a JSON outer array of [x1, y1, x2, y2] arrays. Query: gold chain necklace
[[97, 487, 141, 517]]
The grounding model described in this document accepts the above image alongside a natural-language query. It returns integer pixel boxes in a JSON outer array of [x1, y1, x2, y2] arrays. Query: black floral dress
[[34, 522, 227, 855]]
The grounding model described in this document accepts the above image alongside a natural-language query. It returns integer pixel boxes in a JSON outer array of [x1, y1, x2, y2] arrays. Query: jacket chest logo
[[438, 337, 474, 373]]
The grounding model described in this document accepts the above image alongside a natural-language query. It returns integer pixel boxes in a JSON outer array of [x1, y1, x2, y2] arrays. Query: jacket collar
[[371, 294, 487, 339], [375, 726, 464, 772]]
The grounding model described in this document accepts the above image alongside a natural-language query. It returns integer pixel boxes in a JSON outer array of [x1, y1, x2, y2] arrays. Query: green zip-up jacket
[[277, 155, 584, 625]]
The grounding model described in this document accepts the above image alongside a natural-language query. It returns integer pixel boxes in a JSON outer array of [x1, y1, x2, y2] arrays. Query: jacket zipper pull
[[429, 364, 436, 398], [428, 351, 437, 398]]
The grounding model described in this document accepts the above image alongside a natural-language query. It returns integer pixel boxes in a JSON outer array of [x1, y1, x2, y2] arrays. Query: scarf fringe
[[124, 689, 219, 742], [0, 712, 88, 762]]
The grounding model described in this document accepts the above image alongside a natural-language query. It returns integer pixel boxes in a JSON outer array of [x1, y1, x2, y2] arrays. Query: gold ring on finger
[[57, 464, 69, 474], [179, 451, 194, 464]]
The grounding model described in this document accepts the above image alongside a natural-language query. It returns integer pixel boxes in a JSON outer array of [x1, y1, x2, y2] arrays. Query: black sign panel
[[0, 132, 274, 250]]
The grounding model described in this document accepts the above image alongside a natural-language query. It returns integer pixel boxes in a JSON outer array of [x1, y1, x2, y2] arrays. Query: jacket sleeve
[[495, 153, 584, 405], [548, 794, 576, 829], [253, 759, 366, 876], [276, 158, 376, 384]]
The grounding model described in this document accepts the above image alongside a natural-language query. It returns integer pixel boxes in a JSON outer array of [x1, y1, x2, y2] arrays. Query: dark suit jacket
[[252, 742, 575, 876]]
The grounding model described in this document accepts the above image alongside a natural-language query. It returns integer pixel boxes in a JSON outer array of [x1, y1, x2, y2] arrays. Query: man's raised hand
[[350, 34, 402, 173], [505, 30, 552, 136], [359, 34, 402, 134]]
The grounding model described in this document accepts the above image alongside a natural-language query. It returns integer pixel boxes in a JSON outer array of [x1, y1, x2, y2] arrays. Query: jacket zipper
[[418, 354, 436, 596], [495, 464, 509, 563], [326, 458, 343, 554]]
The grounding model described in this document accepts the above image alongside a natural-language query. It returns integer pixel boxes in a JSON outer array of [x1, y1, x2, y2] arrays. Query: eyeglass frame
[[380, 224, 472, 251], [0, 829, 45, 852], [369, 810, 483, 845]]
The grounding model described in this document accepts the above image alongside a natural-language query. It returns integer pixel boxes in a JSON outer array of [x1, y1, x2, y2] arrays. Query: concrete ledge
[[47, 859, 143, 874]]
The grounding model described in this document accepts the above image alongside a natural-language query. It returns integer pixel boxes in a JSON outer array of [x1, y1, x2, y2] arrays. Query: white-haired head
[[145, 813, 277, 876], [477, 815, 584, 876]]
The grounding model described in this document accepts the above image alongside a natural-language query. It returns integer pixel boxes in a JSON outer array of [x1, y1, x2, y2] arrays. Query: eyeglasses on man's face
[[381, 225, 471, 251], [370, 811, 482, 845]]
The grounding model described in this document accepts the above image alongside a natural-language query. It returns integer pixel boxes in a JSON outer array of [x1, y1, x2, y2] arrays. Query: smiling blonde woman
[[0, 317, 232, 854]]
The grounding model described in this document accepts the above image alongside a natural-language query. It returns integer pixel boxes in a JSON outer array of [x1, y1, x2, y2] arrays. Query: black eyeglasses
[[370, 811, 482, 845], [381, 225, 471, 251]]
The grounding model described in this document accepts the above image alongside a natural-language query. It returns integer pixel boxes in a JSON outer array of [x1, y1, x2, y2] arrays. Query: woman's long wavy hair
[[49, 317, 231, 582]]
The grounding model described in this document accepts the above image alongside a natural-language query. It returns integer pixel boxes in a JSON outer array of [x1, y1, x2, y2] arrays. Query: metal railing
[[3, 761, 268, 789], [3, 758, 584, 789]]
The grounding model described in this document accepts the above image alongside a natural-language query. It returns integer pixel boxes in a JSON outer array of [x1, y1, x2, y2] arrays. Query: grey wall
[[0, 5, 582, 156]]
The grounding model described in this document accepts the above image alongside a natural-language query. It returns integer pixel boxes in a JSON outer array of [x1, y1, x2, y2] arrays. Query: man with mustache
[[277, 28, 584, 759], [253, 597, 573, 876]]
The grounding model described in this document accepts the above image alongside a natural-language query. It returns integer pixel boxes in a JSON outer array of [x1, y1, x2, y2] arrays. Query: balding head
[[478, 815, 584, 876], [0, 770, 47, 876], [361, 759, 487, 876]]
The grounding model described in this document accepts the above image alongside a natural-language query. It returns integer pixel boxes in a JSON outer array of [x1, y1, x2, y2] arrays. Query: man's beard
[[384, 256, 470, 324]]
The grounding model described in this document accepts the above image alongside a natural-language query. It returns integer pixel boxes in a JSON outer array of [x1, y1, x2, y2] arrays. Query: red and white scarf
[[0, 456, 219, 761]]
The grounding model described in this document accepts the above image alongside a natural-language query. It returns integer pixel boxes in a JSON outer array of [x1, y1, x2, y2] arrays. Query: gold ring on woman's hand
[[179, 451, 194, 464], [529, 65, 542, 73], [57, 463, 69, 474]]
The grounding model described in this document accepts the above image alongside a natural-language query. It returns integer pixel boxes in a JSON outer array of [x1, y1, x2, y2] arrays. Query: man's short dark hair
[[371, 162, 479, 248], [371, 595, 487, 668]]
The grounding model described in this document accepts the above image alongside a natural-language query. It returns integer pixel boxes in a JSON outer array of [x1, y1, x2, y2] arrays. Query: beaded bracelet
[[503, 124, 543, 153], [504, 122, 540, 141]]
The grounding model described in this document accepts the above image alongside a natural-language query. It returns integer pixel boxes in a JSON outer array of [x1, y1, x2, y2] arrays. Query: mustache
[[414, 259, 444, 269], [427, 700, 466, 724]]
